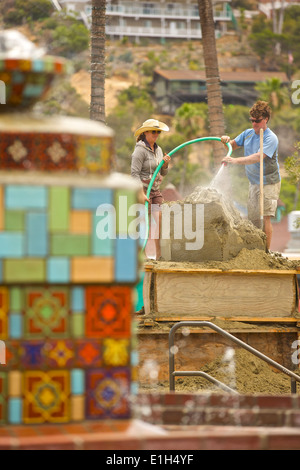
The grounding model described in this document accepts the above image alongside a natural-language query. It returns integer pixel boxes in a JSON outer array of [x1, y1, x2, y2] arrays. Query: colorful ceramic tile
[[70, 210, 91, 234], [115, 237, 138, 283], [75, 340, 102, 368], [4, 341, 19, 369], [86, 368, 130, 419], [71, 314, 85, 338], [5, 210, 25, 231], [49, 187, 70, 232], [26, 212, 48, 256], [72, 188, 113, 210], [77, 136, 113, 173], [8, 397, 22, 424], [9, 312, 23, 339], [71, 257, 114, 283], [0, 186, 3, 231], [71, 369, 84, 395], [24, 287, 69, 339], [45, 340, 74, 368], [5, 185, 47, 209], [47, 257, 70, 283], [8, 370, 22, 396], [115, 189, 137, 237], [71, 395, 84, 422], [4, 259, 45, 283], [92, 212, 114, 256], [0, 232, 24, 257], [51, 234, 90, 256], [23, 370, 70, 424], [0, 287, 8, 340], [19, 341, 45, 369], [85, 286, 131, 339], [102, 339, 130, 367], [71, 287, 85, 312], [0, 372, 6, 423]]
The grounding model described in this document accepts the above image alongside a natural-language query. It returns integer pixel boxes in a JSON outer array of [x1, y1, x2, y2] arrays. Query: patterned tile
[[24, 287, 69, 339], [85, 286, 132, 338], [75, 340, 102, 368], [86, 368, 130, 419], [23, 370, 70, 424]]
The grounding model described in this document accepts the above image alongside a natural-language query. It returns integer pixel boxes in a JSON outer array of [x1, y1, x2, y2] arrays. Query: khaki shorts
[[247, 181, 281, 223]]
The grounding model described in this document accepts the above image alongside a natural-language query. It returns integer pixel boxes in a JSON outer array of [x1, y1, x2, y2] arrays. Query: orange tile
[[72, 257, 114, 283], [69, 211, 91, 234], [8, 371, 22, 397]]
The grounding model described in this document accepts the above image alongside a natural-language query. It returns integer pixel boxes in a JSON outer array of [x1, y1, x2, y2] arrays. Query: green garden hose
[[142, 136, 232, 251]]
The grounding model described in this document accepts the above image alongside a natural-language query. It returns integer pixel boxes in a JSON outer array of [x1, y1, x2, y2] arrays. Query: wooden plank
[[153, 316, 300, 323], [154, 271, 297, 318], [144, 263, 300, 275]]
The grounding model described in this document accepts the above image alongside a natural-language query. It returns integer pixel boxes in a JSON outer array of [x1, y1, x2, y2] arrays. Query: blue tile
[[0, 233, 24, 258], [26, 212, 48, 256], [115, 237, 137, 282], [71, 369, 84, 395], [47, 257, 70, 283], [71, 287, 85, 311], [92, 213, 114, 256], [9, 313, 23, 339], [8, 398, 22, 424], [72, 188, 113, 210], [6, 186, 47, 209]]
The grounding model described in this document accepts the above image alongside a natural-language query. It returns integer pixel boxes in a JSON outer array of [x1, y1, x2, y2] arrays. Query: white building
[[55, 0, 234, 40]]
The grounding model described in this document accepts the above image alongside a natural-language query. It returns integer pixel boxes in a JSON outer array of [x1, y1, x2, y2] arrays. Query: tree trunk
[[198, 0, 225, 166], [90, 0, 106, 123]]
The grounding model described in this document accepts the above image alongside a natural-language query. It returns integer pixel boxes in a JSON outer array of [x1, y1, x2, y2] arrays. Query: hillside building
[[55, 0, 234, 40]]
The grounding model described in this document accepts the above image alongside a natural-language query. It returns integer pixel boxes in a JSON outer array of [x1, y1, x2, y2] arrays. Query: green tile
[[115, 189, 137, 236], [49, 187, 70, 232], [10, 288, 23, 311], [72, 313, 85, 338], [5, 211, 25, 231], [4, 259, 45, 283], [51, 234, 90, 256]]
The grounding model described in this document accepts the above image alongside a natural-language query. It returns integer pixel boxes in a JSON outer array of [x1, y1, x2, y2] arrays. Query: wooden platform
[[143, 263, 300, 321]]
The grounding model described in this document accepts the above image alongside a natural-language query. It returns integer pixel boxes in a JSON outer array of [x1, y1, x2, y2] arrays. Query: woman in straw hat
[[131, 118, 171, 261]]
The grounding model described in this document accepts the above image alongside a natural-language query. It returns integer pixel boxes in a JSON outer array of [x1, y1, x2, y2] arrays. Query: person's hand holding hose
[[221, 136, 235, 165], [162, 153, 171, 168]]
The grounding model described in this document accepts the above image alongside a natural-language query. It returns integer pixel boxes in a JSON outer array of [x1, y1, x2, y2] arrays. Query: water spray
[[142, 136, 232, 251]]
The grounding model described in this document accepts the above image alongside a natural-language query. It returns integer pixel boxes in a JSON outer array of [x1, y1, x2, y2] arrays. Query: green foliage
[[255, 78, 289, 111], [51, 23, 89, 57], [224, 104, 250, 135], [2, 0, 53, 24], [284, 142, 300, 184]]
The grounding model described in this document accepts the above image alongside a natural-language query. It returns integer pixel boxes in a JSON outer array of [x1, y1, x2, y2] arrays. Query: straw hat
[[134, 119, 169, 138]]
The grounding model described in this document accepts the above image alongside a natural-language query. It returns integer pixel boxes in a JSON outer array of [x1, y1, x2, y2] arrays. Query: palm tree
[[255, 77, 288, 111], [197, 0, 225, 166], [90, 0, 106, 123]]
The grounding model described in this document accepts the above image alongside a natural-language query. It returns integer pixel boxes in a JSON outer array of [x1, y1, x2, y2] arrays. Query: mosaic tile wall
[[0, 57, 70, 110], [0, 182, 140, 424]]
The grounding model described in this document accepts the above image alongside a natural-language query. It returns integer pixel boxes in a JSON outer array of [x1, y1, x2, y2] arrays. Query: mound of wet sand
[[161, 186, 266, 262]]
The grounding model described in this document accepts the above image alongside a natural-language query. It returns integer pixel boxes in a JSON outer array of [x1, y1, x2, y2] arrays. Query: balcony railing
[[105, 24, 203, 38], [106, 3, 232, 21]]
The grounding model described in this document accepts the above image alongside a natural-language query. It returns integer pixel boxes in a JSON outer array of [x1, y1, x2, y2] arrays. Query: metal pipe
[[169, 321, 300, 393]]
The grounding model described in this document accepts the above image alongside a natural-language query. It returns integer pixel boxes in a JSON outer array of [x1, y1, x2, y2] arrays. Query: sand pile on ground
[[161, 186, 266, 262]]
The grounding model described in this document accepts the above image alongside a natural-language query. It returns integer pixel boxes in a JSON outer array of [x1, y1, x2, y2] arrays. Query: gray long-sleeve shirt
[[131, 140, 168, 190]]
